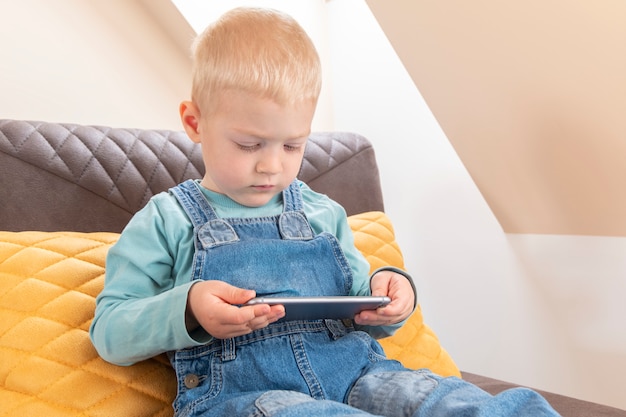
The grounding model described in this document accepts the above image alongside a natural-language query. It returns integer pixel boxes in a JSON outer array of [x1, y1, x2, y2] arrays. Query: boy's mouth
[[252, 184, 275, 191]]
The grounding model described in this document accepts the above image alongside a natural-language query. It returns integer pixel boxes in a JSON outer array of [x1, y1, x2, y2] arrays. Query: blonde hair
[[190, 7, 322, 114]]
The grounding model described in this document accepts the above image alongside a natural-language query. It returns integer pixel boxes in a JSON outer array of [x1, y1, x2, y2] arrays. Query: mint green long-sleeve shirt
[[90, 180, 408, 366]]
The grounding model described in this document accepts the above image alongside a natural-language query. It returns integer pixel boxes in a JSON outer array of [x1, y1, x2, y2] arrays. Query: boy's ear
[[180, 101, 202, 143]]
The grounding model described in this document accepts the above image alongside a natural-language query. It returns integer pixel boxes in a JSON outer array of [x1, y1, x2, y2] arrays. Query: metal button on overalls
[[184, 374, 199, 389]]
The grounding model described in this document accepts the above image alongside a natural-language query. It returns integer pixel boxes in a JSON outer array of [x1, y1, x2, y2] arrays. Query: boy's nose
[[256, 151, 282, 175]]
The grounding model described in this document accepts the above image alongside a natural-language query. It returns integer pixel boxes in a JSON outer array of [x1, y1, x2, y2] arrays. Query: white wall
[[1, 0, 624, 410]]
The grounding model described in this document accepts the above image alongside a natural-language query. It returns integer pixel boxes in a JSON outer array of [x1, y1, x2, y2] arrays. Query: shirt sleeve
[[89, 194, 205, 366]]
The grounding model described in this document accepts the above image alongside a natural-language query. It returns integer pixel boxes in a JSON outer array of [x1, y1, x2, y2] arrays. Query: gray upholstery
[[1, 119, 623, 416], [461, 372, 625, 417], [0, 119, 383, 232]]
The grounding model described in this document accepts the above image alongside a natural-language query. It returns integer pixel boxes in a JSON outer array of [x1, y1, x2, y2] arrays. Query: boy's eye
[[234, 140, 305, 153], [284, 144, 302, 152], [236, 143, 260, 152]]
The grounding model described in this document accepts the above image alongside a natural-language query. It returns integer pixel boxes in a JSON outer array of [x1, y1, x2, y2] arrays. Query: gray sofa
[[1, 119, 624, 416]]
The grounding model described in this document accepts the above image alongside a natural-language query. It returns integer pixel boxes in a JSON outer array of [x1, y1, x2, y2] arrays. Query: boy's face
[[180, 91, 316, 207]]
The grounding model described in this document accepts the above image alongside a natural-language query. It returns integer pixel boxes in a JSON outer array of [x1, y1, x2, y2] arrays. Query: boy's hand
[[186, 280, 285, 339], [354, 270, 415, 326]]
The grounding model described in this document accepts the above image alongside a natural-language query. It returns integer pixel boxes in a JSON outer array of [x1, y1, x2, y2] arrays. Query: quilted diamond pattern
[[0, 120, 204, 214], [299, 132, 372, 181], [0, 232, 176, 417], [0, 120, 380, 222]]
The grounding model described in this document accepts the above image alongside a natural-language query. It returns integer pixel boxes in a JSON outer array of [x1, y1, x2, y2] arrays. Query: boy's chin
[[232, 192, 279, 208]]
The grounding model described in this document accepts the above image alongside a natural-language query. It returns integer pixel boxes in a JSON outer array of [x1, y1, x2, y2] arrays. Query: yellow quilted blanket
[[0, 212, 459, 417]]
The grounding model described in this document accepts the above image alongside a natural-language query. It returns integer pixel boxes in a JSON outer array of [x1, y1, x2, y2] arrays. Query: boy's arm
[[89, 198, 203, 366]]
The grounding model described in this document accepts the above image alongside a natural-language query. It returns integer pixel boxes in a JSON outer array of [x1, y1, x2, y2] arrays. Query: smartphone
[[245, 295, 391, 321]]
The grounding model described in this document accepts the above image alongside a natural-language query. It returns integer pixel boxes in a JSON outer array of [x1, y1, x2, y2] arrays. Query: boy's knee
[[254, 390, 316, 415], [347, 370, 439, 416], [254, 390, 370, 416]]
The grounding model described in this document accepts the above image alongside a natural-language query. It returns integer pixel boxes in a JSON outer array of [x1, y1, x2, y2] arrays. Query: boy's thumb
[[214, 281, 256, 304]]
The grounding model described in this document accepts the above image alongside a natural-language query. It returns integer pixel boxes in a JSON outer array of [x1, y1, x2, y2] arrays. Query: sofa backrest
[[0, 119, 384, 232]]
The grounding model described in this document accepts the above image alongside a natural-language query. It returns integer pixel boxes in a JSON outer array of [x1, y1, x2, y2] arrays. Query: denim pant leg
[[347, 366, 561, 417]]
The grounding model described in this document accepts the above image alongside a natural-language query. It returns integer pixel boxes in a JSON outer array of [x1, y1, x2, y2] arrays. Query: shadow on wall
[[507, 233, 626, 409]]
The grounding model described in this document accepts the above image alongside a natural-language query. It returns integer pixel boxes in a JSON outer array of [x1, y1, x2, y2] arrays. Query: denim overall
[[169, 180, 561, 417]]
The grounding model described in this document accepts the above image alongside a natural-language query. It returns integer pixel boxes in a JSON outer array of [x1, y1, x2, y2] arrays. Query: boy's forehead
[[202, 89, 317, 114], [201, 91, 315, 139]]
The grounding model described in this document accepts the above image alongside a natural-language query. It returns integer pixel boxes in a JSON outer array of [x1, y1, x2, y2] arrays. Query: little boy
[[90, 7, 560, 417]]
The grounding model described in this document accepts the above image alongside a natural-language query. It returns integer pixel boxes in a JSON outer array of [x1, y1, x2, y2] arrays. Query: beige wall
[[0, 0, 193, 130], [366, 0, 626, 236]]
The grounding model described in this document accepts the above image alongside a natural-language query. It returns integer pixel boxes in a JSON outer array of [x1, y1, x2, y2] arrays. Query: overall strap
[[169, 180, 239, 248], [279, 180, 314, 240], [169, 180, 219, 227], [281, 180, 305, 212]]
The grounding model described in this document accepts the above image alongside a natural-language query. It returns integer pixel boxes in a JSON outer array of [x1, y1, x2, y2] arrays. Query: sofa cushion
[[0, 213, 458, 416], [0, 232, 177, 417]]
